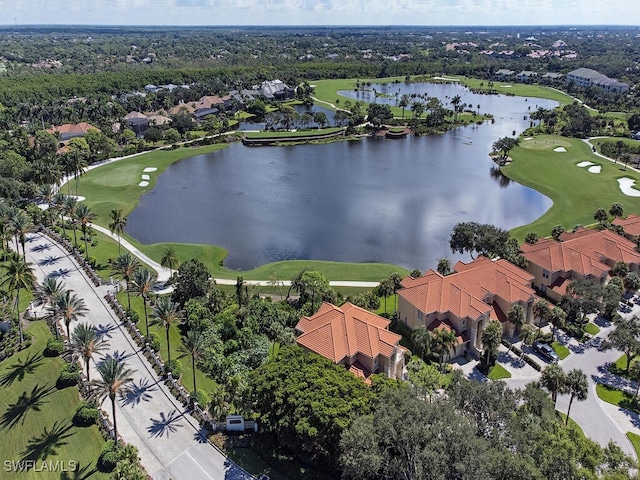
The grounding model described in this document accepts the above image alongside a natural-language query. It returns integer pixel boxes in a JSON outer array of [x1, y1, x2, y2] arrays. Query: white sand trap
[[141, 174, 150, 180], [576, 161, 595, 167], [143, 167, 157, 173], [138, 181, 149, 187], [554, 147, 567, 152], [524, 137, 533, 140], [588, 166, 601, 173], [618, 178, 640, 197], [500, 85, 513, 88]]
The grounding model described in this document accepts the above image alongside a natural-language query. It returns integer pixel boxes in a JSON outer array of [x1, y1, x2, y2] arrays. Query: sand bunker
[[143, 167, 157, 173], [554, 147, 567, 152], [576, 161, 595, 167], [500, 85, 513, 88], [138, 181, 149, 187], [141, 174, 150, 180], [588, 166, 601, 174], [524, 137, 533, 141], [618, 178, 640, 197]]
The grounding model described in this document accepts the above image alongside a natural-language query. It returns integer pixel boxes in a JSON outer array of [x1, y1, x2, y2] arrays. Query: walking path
[[23, 231, 253, 480]]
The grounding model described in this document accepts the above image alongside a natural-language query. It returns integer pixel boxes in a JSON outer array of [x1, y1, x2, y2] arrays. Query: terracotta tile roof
[[169, 103, 196, 116], [295, 302, 402, 364], [348, 360, 372, 385], [549, 276, 570, 296], [613, 214, 640, 238], [147, 115, 172, 126], [429, 319, 466, 345], [124, 111, 148, 120], [521, 228, 640, 278], [46, 122, 100, 135], [195, 95, 230, 109], [399, 257, 535, 320]]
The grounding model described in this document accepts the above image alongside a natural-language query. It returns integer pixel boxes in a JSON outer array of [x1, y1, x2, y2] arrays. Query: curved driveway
[[23, 231, 253, 480]]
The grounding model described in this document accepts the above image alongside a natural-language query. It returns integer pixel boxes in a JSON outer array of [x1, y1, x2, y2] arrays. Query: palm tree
[[63, 196, 79, 247], [481, 320, 502, 370], [565, 369, 588, 425], [151, 296, 181, 364], [74, 204, 96, 259], [411, 325, 431, 360], [91, 358, 135, 446], [549, 306, 566, 341], [49, 289, 89, 339], [451, 94, 462, 122], [389, 272, 402, 313], [160, 246, 179, 278], [10, 209, 34, 260], [130, 268, 157, 338], [377, 279, 394, 315], [1, 254, 36, 343], [507, 304, 525, 337], [108, 209, 127, 254], [38, 184, 56, 226], [69, 323, 108, 381], [533, 299, 551, 331], [178, 330, 206, 393], [432, 328, 457, 369], [111, 253, 140, 310], [540, 363, 567, 407]]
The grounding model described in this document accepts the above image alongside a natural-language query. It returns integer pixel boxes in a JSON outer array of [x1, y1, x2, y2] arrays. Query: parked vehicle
[[533, 341, 559, 363]]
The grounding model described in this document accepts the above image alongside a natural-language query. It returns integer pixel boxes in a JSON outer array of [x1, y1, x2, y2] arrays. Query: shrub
[[57, 362, 81, 388], [98, 441, 119, 472], [191, 389, 210, 406], [126, 308, 140, 323], [565, 323, 585, 341], [73, 400, 99, 426], [148, 332, 161, 352], [165, 359, 182, 378], [44, 337, 64, 357]]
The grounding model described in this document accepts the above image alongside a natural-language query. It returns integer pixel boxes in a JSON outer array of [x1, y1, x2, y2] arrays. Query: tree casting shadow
[[1, 383, 57, 430], [0, 351, 44, 387], [20, 419, 74, 463]]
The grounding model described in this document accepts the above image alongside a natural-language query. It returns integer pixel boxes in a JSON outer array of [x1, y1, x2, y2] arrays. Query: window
[[542, 270, 549, 279], [417, 311, 423, 321]]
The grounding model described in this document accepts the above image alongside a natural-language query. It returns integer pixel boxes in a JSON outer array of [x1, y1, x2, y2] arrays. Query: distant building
[[566, 68, 629, 94], [256, 80, 295, 101], [516, 71, 538, 83], [494, 69, 515, 80], [46, 122, 100, 141]]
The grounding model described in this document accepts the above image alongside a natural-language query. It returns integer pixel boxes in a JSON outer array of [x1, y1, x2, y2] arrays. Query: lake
[[126, 82, 556, 271]]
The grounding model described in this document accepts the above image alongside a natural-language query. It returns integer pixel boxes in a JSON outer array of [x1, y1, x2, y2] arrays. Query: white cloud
[[0, 0, 637, 25]]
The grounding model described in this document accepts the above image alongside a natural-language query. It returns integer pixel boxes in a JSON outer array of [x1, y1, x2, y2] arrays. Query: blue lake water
[[126, 82, 556, 271]]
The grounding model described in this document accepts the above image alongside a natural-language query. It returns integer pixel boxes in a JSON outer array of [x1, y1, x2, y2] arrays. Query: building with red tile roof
[[295, 302, 405, 381], [398, 256, 538, 357], [521, 228, 640, 301], [612, 214, 640, 241], [46, 122, 100, 141]]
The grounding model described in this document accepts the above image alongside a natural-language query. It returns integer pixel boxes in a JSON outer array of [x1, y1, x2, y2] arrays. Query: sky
[[1, 0, 638, 26]]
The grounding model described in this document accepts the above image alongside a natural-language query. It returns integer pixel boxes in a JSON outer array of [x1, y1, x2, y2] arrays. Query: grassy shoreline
[[70, 144, 407, 282]]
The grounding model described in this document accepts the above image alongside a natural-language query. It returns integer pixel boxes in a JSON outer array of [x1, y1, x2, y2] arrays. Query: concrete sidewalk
[[23, 231, 252, 480]]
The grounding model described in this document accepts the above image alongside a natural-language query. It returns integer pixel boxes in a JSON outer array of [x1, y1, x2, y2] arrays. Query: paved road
[[23, 231, 253, 480], [502, 320, 636, 458]]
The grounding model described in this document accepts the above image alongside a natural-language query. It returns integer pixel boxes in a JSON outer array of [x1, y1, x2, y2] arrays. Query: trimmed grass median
[[551, 341, 571, 360], [596, 383, 640, 414], [0, 321, 107, 480], [487, 364, 512, 380]]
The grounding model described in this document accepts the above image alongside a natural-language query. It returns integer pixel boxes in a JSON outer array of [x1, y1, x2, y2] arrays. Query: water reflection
[[126, 83, 557, 271], [489, 166, 512, 188]]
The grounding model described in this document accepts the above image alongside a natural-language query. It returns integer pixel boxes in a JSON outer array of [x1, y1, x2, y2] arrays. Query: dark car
[[533, 341, 559, 363]]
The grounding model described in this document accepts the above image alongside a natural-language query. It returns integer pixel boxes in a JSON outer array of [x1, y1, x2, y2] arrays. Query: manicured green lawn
[[117, 293, 218, 395], [243, 127, 343, 139], [458, 77, 575, 105], [72, 144, 406, 283], [596, 383, 640, 414], [487, 364, 512, 380], [551, 341, 571, 360], [584, 322, 601, 336], [74, 143, 229, 223], [626, 432, 640, 460], [503, 134, 640, 240], [0, 321, 108, 479], [609, 354, 637, 378]]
